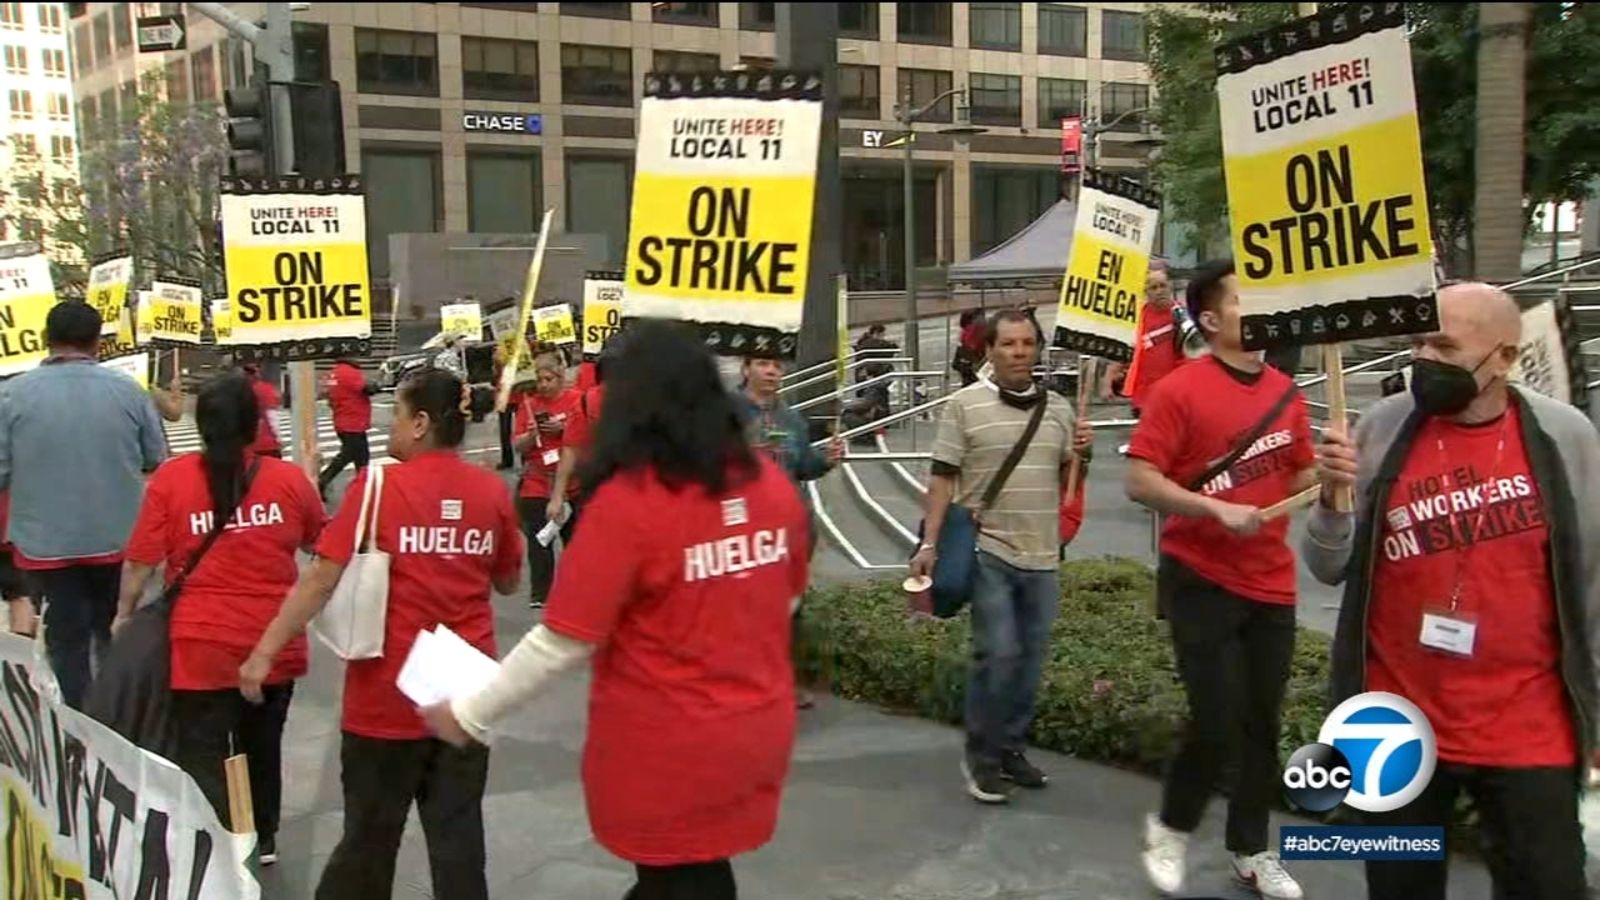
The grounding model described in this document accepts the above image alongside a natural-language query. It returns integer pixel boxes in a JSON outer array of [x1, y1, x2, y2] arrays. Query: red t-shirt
[[574, 361, 599, 393], [514, 389, 579, 499], [124, 454, 324, 690], [544, 458, 810, 864], [317, 451, 523, 739], [959, 322, 986, 356], [1128, 357, 1314, 604], [1366, 406, 1576, 767], [1128, 303, 1180, 411], [250, 377, 281, 456], [564, 386, 605, 457], [326, 362, 373, 434]]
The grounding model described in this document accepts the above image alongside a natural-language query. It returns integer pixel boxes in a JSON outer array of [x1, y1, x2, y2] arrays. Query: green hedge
[[795, 556, 1332, 776]]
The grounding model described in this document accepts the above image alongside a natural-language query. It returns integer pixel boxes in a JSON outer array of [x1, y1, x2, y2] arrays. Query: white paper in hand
[[535, 518, 561, 547], [396, 625, 501, 707]]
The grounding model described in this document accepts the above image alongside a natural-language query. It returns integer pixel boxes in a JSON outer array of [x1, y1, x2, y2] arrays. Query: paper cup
[[903, 575, 933, 616]]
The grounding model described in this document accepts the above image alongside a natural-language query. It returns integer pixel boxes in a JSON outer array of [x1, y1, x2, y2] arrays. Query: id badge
[[542, 448, 561, 466], [1419, 605, 1477, 658]]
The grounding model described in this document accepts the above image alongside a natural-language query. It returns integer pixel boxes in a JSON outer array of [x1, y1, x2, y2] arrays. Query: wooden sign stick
[[224, 752, 255, 836], [496, 207, 557, 414], [1064, 355, 1097, 503], [1322, 344, 1353, 512], [1262, 483, 1322, 521]]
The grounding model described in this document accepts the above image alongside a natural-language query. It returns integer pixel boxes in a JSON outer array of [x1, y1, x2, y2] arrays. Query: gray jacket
[[0, 358, 167, 562], [1302, 387, 1600, 759]]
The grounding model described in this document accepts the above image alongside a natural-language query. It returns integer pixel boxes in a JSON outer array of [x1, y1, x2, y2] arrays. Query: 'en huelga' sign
[[0, 249, 55, 376], [86, 254, 132, 337], [1216, 2, 1437, 350], [219, 176, 372, 355], [1054, 170, 1161, 363], [624, 71, 823, 358]]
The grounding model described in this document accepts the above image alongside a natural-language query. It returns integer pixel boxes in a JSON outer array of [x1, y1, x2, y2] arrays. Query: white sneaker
[[1117, 442, 1132, 456], [1233, 851, 1304, 900], [1141, 813, 1188, 895]]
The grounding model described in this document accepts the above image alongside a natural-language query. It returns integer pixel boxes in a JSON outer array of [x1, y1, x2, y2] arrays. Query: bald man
[[1304, 282, 1600, 900]]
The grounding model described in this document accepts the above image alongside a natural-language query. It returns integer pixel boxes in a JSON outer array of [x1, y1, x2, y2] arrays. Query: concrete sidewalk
[[258, 601, 1493, 900]]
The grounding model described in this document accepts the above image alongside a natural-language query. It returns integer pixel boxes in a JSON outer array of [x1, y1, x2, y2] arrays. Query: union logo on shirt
[[1382, 467, 1544, 562], [1199, 428, 1296, 496]]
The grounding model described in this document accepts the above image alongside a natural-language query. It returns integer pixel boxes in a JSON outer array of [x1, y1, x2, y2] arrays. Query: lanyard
[[1437, 414, 1510, 611]]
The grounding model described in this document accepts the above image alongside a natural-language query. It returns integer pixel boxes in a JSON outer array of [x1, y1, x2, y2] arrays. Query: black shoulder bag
[[85, 458, 263, 757]]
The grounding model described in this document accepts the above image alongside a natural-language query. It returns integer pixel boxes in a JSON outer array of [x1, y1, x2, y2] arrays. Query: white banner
[[86, 256, 132, 336], [0, 249, 56, 377], [1053, 170, 1161, 363], [1509, 298, 1589, 411], [581, 272, 624, 357], [0, 635, 258, 898]]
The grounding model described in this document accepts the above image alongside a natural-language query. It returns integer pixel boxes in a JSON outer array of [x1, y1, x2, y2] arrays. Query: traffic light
[[223, 82, 275, 176], [288, 81, 346, 176]]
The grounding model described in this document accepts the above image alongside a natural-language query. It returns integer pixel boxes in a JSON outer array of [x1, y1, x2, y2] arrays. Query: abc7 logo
[[1283, 692, 1436, 814]]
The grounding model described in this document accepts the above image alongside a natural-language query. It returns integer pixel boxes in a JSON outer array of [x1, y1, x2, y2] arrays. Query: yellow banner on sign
[[98, 306, 138, 360], [100, 351, 151, 390], [144, 280, 204, 344], [86, 255, 132, 336], [219, 176, 372, 349], [3, 779, 89, 899], [0, 251, 56, 377], [210, 298, 233, 344], [581, 275, 623, 357], [534, 304, 577, 345], [440, 302, 483, 339]]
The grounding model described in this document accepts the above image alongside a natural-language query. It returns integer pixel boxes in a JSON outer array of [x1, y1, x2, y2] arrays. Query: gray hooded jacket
[[1301, 387, 1600, 760]]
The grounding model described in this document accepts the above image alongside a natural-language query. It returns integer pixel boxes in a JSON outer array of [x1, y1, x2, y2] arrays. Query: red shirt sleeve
[[1126, 381, 1186, 473], [125, 464, 174, 566], [513, 396, 534, 442], [1059, 484, 1086, 544], [492, 488, 523, 584], [294, 469, 326, 549], [315, 469, 368, 565], [542, 478, 642, 644], [788, 501, 812, 600]]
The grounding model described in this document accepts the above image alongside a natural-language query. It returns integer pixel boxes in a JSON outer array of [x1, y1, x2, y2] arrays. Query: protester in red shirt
[[423, 320, 810, 900], [240, 364, 282, 458], [547, 348, 610, 530], [317, 358, 375, 498], [1306, 283, 1600, 900], [1125, 260, 1315, 900], [117, 373, 323, 866], [241, 368, 523, 900], [514, 353, 580, 608], [1122, 263, 1182, 414]]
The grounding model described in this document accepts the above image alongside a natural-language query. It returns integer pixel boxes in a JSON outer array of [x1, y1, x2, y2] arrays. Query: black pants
[[31, 563, 120, 709], [318, 431, 371, 494], [316, 732, 490, 900], [1157, 557, 1296, 854], [498, 410, 515, 467], [1364, 763, 1585, 900], [516, 496, 575, 604], [624, 860, 736, 900], [171, 682, 294, 837]]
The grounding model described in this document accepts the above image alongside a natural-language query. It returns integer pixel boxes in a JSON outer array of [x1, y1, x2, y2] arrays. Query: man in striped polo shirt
[[911, 309, 1092, 803]]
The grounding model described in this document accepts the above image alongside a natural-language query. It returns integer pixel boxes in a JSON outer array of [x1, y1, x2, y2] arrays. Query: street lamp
[[1082, 105, 1156, 170], [898, 88, 985, 370]]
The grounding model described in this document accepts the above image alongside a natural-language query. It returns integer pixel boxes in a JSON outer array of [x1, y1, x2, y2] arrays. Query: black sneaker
[[961, 757, 1012, 804], [258, 834, 277, 866], [1001, 750, 1049, 789], [529, 598, 545, 610]]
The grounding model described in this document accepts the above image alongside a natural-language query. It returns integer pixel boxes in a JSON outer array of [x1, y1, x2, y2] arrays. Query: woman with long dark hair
[[422, 320, 812, 900], [240, 367, 523, 900], [116, 373, 323, 865]]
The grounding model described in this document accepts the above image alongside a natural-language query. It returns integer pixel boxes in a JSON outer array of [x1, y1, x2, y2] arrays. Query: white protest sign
[[581, 272, 624, 357], [1054, 170, 1161, 362]]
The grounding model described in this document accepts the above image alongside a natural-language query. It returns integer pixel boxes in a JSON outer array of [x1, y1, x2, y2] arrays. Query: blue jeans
[[964, 551, 1060, 767]]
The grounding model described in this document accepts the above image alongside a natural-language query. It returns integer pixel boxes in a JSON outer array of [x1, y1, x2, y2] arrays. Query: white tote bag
[[310, 465, 390, 660]]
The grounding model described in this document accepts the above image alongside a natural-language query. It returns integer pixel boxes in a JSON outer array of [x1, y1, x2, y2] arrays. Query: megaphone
[[1172, 304, 1209, 359]]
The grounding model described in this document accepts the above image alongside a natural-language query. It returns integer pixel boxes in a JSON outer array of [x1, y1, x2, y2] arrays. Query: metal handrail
[[778, 356, 911, 396], [1295, 349, 1412, 390], [790, 370, 944, 412], [781, 347, 899, 384], [1503, 256, 1600, 291]]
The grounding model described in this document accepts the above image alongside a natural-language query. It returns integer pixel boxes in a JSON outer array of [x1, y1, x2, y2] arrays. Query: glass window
[[191, 46, 217, 102], [841, 167, 936, 290], [969, 2, 1020, 51], [653, 50, 718, 74], [71, 21, 88, 73], [13, 133, 35, 157], [972, 167, 1058, 256], [896, 68, 951, 123], [3, 45, 24, 74], [97, 87, 113, 129], [355, 28, 438, 96], [41, 48, 65, 77], [36, 4, 61, 33], [969, 73, 1020, 126], [839, 3, 878, 38], [838, 64, 879, 119], [294, 22, 330, 82], [738, 55, 774, 72], [113, 3, 129, 50], [1038, 77, 1085, 127], [566, 156, 632, 266], [165, 58, 187, 104], [0, 3, 21, 29], [738, 2, 773, 31], [362, 151, 440, 277], [1100, 81, 1149, 129], [226, 39, 249, 90], [92, 12, 109, 61], [77, 96, 94, 138], [560, 44, 632, 106], [560, 3, 630, 19], [468, 153, 542, 233], [49, 134, 72, 162], [46, 92, 68, 121], [119, 80, 137, 122], [896, 2, 950, 45], [463, 36, 539, 101], [653, 2, 716, 26], [1102, 10, 1146, 62], [7, 89, 31, 118], [1038, 4, 1086, 57]]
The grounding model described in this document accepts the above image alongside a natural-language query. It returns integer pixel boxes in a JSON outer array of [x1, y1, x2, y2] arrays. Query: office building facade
[[1, 1, 78, 259]]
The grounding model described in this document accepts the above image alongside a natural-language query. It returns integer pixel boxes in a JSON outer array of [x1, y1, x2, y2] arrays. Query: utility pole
[[190, 2, 322, 481]]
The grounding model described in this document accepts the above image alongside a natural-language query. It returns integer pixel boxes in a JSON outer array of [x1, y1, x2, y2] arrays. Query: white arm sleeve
[[451, 624, 595, 743]]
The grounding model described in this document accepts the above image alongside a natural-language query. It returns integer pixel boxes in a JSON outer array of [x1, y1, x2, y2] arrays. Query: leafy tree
[[0, 72, 228, 295], [1147, 3, 1600, 274]]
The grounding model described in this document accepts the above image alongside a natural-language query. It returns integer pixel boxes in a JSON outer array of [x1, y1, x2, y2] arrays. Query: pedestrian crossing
[[162, 407, 395, 465]]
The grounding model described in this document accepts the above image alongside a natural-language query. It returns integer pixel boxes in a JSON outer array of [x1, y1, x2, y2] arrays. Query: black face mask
[[1410, 350, 1497, 416]]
